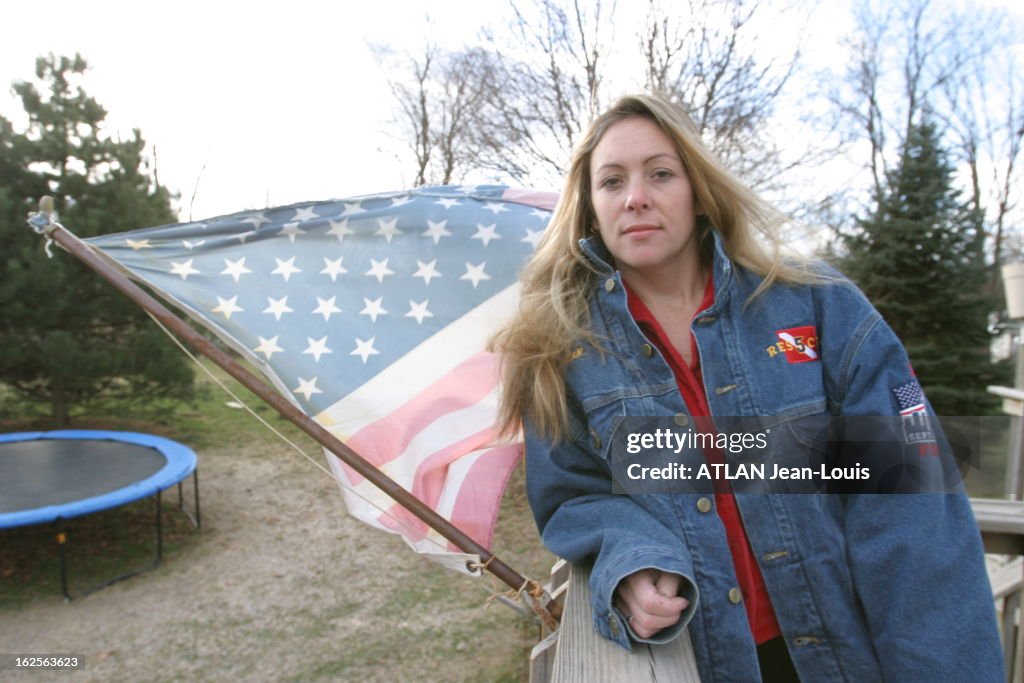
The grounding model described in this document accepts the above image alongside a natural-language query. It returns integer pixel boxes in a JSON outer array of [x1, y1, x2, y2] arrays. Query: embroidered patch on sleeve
[[893, 379, 937, 446], [767, 325, 819, 363]]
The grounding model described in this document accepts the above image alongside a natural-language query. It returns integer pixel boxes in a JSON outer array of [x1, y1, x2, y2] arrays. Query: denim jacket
[[524, 234, 1004, 682]]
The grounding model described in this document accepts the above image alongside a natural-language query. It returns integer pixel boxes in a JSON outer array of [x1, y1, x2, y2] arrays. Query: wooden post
[[549, 562, 701, 683]]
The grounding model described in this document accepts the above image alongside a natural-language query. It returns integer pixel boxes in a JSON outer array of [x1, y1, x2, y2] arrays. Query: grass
[[0, 356, 306, 448]]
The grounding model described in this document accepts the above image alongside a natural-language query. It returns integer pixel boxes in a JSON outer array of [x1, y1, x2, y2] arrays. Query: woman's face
[[589, 116, 701, 279]]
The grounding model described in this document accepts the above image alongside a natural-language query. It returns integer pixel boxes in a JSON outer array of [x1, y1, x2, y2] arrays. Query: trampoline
[[0, 430, 200, 599]]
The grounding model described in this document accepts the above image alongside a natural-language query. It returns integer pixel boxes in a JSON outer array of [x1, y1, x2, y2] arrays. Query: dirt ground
[[0, 437, 554, 682]]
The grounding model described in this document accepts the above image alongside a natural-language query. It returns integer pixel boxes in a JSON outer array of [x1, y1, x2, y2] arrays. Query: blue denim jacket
[[524, 234, 1004, 682]]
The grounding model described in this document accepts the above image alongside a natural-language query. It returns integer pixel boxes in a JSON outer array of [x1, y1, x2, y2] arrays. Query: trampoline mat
[[0, 439, 167, 514]]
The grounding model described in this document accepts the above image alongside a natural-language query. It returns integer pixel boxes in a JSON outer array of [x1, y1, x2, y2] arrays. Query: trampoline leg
[[156, 490, 163, 566], [194, 468, 201, 528], [56, 523, 71, 602], [175, 470, 201, 529]]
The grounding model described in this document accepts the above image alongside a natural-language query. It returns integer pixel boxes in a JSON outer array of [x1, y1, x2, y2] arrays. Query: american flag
[[893, 379, 927, 416], [84, 185, 556, 572]]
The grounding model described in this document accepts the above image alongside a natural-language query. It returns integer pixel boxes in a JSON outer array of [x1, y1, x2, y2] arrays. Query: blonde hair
[[490, 93, 816, 441]]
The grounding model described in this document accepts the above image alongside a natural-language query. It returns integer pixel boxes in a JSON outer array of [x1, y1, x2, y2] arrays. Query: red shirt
[[625, 278, 782, 644]]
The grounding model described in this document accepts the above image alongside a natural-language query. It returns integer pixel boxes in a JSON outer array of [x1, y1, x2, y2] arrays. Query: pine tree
[[0, 54, 193, 425], [842, 119, 998, 415]]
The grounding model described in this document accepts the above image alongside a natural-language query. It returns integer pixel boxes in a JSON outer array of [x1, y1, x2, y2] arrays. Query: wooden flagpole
[[27, 198, 560, 627]]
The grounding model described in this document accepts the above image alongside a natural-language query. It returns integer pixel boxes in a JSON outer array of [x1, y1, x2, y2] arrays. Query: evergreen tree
[[0, 54, 193, 425], [842, 119, 998, 415]]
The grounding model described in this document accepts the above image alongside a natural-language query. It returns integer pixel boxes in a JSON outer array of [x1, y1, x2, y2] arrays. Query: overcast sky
[[2, 0, 503, 222], [2, 0, 1020, 226]]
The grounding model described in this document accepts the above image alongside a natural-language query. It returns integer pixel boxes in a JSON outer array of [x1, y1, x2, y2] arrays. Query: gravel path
[[1, 439, 549, 682]]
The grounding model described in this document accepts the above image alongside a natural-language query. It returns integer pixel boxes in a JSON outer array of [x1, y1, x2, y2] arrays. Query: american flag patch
[[893, 379, 926, 416], [893, 380, 936, 445]]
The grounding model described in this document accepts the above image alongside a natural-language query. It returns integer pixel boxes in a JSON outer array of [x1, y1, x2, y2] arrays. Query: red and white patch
[[767, 326, 819, 363]]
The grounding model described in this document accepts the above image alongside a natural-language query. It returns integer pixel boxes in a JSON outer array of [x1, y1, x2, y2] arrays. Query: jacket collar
[[578, 231, 734, 309]]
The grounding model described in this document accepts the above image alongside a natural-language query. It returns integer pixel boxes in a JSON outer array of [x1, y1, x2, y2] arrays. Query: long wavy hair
[[490, 93, 817, 441]]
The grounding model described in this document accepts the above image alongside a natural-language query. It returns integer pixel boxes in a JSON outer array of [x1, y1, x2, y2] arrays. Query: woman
[[491, 93, 1003, 682]]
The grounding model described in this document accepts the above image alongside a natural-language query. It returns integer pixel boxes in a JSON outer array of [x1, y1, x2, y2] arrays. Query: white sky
[[1, 0, 500, 221], [1, 0, 1020, 226]]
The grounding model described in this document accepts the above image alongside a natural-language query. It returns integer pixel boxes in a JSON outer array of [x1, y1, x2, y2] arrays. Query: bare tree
[[641, 0, 805, 190], [480, 0, 617, 183], [377, 0, 828, 198], [831, 0, 1024, 268], [375, 44, 512, 186], [940, 47, 1024, 273]]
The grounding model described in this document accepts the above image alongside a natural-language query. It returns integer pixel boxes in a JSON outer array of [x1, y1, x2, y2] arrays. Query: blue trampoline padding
[[0, 430, 197, 529]]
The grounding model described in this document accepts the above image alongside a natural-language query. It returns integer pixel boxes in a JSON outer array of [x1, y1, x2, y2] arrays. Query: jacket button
[[793, 636, 821, 647], [641, 343, 654, 357], [608, 614, 620, 637], [604, 278, 616, 292], [696, 497, 712, 513], [714, 384, 737, 395], [728, 587, 743, 604], [674, 413, 689, 427]]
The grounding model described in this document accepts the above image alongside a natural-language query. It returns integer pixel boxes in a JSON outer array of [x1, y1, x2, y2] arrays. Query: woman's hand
[[615, 568, 690, 639]]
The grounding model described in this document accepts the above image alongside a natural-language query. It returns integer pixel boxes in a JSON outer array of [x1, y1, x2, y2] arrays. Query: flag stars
[[390, 195, 413, 207], [341, 202, 366, 216], [293, 377, 322, 401], [241, 212, 271, 229], [212, 295, 243, 320], [413, 259, 442, 286], [302, 336, 333, 362], [221, 257, 253, 282], [365, 258, 395, 283], [292, 206, 319, 222], [327, 218, 354, 242], [279, 222, 306, 243], [170, 259, 200, 280], [312, 296, 342, 321], [320, 257, 347, 281], [460, 262, 491, 288], [522, 228, 544, 249], [272, 256, 302, 281], [183, 239, 206, 250], [405, 300, 433, 324], [375, 217, 402, 243], [483, 201, 509, 215], [472, 223, 502, 247], [435, 197, 461, 209], [253, 335, 284, 360], [360, 297, 388, 323], [350, 337, 380, 364], [264, 296, 294, 321], [422, 219, 452, 244], [126, 238, 151, 250]]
